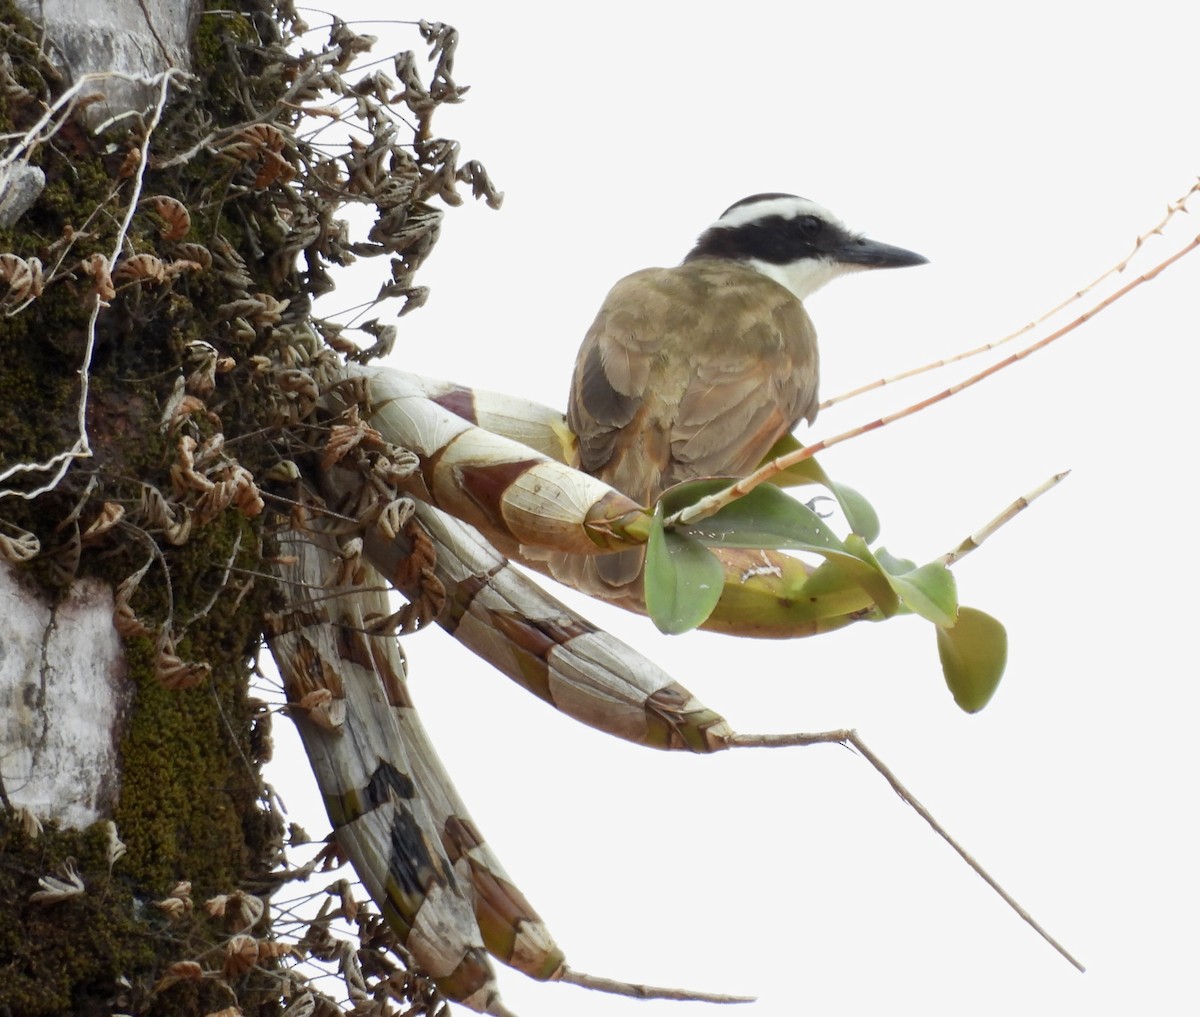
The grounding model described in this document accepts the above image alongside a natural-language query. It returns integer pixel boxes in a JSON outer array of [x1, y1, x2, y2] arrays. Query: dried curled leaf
[[205, 888, 265, 932], [30, 860, 85, 904], [141, 194, 191, 241], [78, 252, 116, 301], [457, 157, 504, 209], [373, 449, 420, 484], [0, 252, 43, 304], [155, 896, 190, 920], [293, 687, 345, 732], [209, 235, 251, 288], [113, 252, 166, 285], [220, 124, 296, 186], [322, 407, 384, 469], [152, 960, 206, 994], [224, 934, 259, 976], [14, 806, 43, 840], [165, 257, 205, 278], [329, 878, 359, 923], [0, 526, 40, 562], [373, 496, 414, 540], [296, 688, 333, 712], [224, 123, 288, 157], [185, 340, 219, 397], [160, 376, 209, 433], [171, 434, 216, 496], [104, 820, 126, 868], [248, 292, 289, 325], [255, 939, 293, 962], [81, 501, 125, 543], [193, 463, 263, 523], [176, 242, 213, 270], [155, 632, 211, 690], [214, 293, 289, 326], [114, 560, 154, 637], [229, 465, 265, 517]]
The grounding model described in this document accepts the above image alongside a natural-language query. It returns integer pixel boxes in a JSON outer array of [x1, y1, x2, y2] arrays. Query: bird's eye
[[798, 215, 823, 238]]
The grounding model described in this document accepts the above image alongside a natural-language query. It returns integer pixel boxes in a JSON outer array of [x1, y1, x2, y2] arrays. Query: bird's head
[[685, 192, 928, 301]]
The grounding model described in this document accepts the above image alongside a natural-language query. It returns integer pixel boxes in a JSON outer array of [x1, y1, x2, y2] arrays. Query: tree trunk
[[1, 1, 495, 1010], [1, 4, 290, 1014]]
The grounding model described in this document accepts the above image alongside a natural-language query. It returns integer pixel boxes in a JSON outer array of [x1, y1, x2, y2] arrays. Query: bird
[[559, 192, 927, 595]]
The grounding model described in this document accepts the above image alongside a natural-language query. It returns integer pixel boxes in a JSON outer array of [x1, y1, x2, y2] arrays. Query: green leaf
[[781, 559, 885, 620], [661, 481, 902, 616], [758, 434, 880, 541], [837, 536, 903, 617], [936, 607, 1008, 713], [873, 547, 917, 575], [644, 507, 724, 634], [827, 482, 879, 542], [884, 557, 958, 627], [663, 479, 846, 554]]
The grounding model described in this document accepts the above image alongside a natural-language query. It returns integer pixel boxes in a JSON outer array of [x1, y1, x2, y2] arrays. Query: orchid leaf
[[662, 480, 899, 614], [760, 434, 880, 541], [662, 479, 845, 553], [878, 551, 958, 627], [936, 606, 1008, 712], [645, 507, 724, 634]]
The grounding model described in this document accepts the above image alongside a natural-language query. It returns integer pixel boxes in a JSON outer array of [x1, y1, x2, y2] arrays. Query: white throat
[[747, 256, 861, 301]]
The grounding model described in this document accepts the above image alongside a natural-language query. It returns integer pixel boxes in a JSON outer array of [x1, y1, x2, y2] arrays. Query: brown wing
[[565, 259, 819, 589], [568, 267, 683, 508]]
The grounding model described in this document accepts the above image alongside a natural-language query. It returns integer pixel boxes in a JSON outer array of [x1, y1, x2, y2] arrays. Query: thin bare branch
[[823, 178, 1200, 409], [560, 967, 755, 1004], [940, 471, 1070, 566], [730, 729, 1085, 973]]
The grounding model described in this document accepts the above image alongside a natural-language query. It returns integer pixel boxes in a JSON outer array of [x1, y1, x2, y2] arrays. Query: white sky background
[[269, 4, 1200, 1015]]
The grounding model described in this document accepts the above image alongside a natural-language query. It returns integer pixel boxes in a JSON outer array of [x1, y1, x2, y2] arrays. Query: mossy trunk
[[1, 4, 288, 1014], [1, 2, 492, 1012]]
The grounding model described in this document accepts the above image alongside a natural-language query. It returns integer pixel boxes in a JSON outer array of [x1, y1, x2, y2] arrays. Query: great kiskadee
[[561, 192, 927, 594]]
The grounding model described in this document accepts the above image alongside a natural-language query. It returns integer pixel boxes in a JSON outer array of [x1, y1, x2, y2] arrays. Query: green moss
[[0, 818, 157, 1016], [114, 523, 273, 894]]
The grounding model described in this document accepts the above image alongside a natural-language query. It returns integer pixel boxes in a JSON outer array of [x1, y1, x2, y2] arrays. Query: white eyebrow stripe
[[715, 196, 846, 231]]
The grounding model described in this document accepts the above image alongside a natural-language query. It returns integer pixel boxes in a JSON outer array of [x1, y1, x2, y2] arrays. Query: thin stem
[[730, 729, 1085, 973], [560, 967, 755, 1005], [822, 178, 1200, 409], [941, 471, 1070, 566]]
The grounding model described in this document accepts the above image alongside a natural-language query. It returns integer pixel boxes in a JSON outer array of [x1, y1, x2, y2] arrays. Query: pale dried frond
[[30, 860, 85, 904]]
